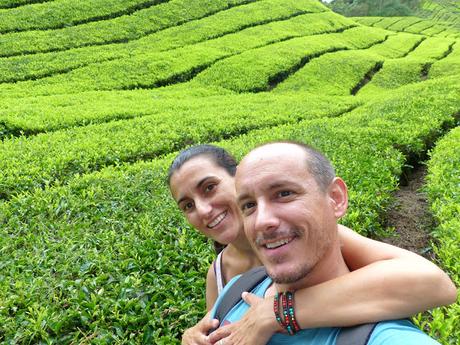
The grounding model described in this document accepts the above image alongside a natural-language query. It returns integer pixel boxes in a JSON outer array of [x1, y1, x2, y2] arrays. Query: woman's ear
[[328, 177, 348, 219]]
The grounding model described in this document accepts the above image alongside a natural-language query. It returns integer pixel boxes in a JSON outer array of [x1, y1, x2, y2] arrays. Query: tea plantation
[[0, 0, 458, 343]]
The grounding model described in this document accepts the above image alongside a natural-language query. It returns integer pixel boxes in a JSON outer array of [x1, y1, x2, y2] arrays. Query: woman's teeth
[[207, 211, 227, 228]]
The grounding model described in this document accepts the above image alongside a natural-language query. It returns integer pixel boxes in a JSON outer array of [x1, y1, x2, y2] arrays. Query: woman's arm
[[207, 225, 457, 344], [206, 263, 219, 312]]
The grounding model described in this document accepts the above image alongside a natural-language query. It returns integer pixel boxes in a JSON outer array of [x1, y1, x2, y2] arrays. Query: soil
[[381, 164, 436, 260]]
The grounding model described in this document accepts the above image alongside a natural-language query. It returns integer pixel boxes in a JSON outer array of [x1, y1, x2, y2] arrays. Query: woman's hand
[[207, 292, 282, 345], [182, 316, 219, 345]]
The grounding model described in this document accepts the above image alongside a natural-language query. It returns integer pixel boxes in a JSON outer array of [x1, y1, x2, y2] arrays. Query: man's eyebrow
[[267, 180, 295, 189], [176, 176, 213, 205], [236, 180, 296, 204], [236, 193, 250, 205]]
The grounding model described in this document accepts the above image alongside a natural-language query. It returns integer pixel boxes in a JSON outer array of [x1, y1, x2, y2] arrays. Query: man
[[208, 141, 441, 345]]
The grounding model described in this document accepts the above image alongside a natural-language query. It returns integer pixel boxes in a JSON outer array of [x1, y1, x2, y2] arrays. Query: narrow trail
[[382, 164, 436, 260]]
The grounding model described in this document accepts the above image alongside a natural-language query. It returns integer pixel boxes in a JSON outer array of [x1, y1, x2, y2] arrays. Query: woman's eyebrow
[[196, 176, 213, 189], [176, 176, 214, 205]]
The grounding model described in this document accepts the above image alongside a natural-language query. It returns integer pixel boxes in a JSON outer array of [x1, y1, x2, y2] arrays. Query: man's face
[[235, 144, 339, 286]]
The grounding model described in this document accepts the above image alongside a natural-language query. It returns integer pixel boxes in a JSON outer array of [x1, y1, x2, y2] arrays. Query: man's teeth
[[265, 239, 290, 249], [208, 212, 227, 228]]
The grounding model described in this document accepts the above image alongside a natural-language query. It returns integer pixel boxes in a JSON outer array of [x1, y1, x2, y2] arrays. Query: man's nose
[[254, 200, 279, 233]]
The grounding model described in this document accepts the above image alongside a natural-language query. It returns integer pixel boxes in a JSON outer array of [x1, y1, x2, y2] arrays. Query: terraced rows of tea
[[0, 0, 458, 343]]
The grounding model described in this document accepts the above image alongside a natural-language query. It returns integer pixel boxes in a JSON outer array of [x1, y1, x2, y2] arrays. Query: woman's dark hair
[[167, 144, 237, 254], [167, 144, 237, 184]]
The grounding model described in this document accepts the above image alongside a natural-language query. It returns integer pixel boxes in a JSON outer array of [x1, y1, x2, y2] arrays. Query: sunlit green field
[[0, 0, 458, 343]]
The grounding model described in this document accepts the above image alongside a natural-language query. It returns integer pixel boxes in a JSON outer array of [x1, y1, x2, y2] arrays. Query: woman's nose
[[195, 199, 212, 218]]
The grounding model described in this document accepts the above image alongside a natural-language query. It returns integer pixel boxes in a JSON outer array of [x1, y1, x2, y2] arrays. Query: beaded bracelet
[[285, 291, 301, 334], [273, 291, 300, 335], [273, 292, 286, 329]]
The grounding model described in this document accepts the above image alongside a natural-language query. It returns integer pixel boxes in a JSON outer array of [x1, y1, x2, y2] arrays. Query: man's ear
[[327, 177, 348, 219]]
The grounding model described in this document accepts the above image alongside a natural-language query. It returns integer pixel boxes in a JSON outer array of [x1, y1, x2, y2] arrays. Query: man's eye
[[278, 191, 292, 197], [205, 183, 216, 193]]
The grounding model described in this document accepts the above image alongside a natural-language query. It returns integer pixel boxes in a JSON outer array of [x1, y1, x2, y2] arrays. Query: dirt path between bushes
[[382, 164, 436, 260]]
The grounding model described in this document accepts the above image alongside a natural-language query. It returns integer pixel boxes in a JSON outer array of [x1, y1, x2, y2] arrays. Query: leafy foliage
[[0, 0, 458, 343], [418, 126, 460, 344], [328, 0, 420, 17]]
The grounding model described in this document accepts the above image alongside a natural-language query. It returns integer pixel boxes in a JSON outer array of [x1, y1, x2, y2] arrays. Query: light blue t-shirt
[[211, 276, 440, 345]]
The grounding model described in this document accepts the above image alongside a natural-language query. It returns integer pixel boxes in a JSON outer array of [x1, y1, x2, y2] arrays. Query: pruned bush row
[[365, 31, 424, 57], [358, 36, 455, 95], [354, 15, 460, 38], [429, 41, 460, 77], [0, 0, 166, 33], [0, 85, 241, 135], [385, 16, 426, 31], [0, 0, 260, 57], [352, 16, 386, 26], [0, 12, 356, 98], [358, 59, 428, 95], [409, 36, 455, 59], [0, 75, 458, 344], [0, 0, 52, 9], [371, 16, 406, 29], [272, 31, 438, 95], [273, 49, 383, 95], [0, 0, 330, 83], [0, 92, 358, 199], [192, 26, 387, 92], [416, 126, 460, 344], [420, 0, 460, 26]]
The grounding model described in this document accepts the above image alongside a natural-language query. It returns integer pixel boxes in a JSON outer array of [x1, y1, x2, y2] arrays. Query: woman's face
[[169, 156, 243, 245]]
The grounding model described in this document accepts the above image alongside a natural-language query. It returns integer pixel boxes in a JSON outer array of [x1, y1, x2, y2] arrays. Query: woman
[[168, 144, 456, 345]]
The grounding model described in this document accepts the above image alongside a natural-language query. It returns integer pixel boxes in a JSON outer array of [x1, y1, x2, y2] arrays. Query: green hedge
[[0, 0, 325, 83], [430, 41, 460, 77], [0, 0, 258, 57], [0, 0, 165, 33], [0, 11, 355, 97], [353, 15, 460, 38], [0, 92, 357, 199], [0, 86, 238, 135], [0, 75, 458, 343], [193, 26, 386, 92], [0, 0, 52, 9], [358, 36, 454, 95], [273, 49, 383, 95], [370, 16, 407, 29], [414, 126, 460, 344], [365, 31, 424, 57]]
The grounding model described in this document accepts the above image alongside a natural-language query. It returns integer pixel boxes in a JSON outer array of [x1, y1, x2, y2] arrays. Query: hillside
[[0, 0, 458, 343]]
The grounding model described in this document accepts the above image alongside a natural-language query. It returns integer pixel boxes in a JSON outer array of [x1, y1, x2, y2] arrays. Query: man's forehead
[[239, 143, 306, 169], [236, 143, 307, 187]]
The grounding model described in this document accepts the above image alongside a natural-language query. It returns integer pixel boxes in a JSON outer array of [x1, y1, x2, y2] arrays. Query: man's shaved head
[[239, 141, 335, 192]]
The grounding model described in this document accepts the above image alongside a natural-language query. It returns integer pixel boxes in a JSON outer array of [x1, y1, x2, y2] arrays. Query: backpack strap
[[336, 323, 378, 345], [213, 266, 267, 323]]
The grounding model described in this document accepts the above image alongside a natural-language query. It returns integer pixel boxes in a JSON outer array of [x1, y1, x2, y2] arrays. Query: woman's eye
[[241, 202, 256, 212], [183, 201, 194, 211]]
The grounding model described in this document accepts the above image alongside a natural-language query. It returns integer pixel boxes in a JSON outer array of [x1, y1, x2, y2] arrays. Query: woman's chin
[[215, 231, 239, 246]]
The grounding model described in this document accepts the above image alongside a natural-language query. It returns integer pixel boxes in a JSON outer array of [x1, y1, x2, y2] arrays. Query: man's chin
[[268, 265, 312, 285]]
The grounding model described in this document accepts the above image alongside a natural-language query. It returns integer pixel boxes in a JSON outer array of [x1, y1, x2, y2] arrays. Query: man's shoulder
[[368, 319, 440, 345], [210, 274, 272, 324]]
